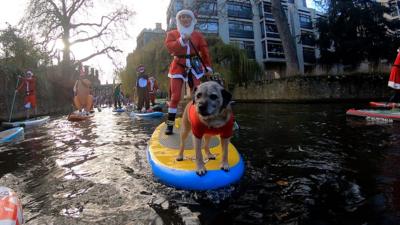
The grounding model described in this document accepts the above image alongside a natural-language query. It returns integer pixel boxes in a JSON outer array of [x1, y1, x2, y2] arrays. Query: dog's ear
[[221, 89, 232, 109], [192, 86, 198, 104]]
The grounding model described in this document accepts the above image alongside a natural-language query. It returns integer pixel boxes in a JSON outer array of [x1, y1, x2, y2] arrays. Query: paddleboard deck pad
[[147, 118, 244, 190], [2, 116, 49, 128], [369, 101, 400, 108], [346, 108, 400, 121], [0, 127, 24, 144]]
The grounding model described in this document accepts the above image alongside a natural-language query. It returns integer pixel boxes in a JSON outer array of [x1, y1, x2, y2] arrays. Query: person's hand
[[14, 89, 18, 93], [156, 89, 161, 94]]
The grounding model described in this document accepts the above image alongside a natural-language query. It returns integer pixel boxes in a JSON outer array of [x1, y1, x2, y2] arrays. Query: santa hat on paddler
[[176, 9, 197, 36], [388, 47, 400, 89]]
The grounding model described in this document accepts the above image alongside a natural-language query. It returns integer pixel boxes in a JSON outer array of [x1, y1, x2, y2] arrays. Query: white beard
[[177, 22, 194, 38]]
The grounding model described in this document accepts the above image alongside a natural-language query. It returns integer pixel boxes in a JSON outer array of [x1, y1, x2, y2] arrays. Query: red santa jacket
[[188, 104, 234, 139], [165, 30, 212, 80], [389, 51, 400, 89], [16, 76, 36, 96]]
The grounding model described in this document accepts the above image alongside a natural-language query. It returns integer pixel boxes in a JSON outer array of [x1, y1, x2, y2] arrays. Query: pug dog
[[176, 81, 234, 176]]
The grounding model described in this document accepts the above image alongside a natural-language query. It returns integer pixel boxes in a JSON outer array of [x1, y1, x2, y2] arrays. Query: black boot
[[165, 113, 176, 135]]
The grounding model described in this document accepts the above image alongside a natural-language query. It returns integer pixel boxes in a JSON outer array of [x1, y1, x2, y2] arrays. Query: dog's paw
[[176, 155, 184, 161], [206, 153, 216, 160], [220, 162, 230, 172], [196, 164, 207, 176]]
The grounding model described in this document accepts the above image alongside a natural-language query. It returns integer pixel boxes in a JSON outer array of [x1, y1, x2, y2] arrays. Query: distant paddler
[[15, 70, 37, 119], [388, 47, 400, 104], [73, 64, 93, 116]]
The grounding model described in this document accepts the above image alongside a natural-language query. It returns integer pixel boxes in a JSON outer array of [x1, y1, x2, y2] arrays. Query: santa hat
[[176, 9, 197, 25], [176, 9, 196, 36]]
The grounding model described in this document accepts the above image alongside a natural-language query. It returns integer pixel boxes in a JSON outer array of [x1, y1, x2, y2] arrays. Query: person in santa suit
[[15, 70, 37, 119], [388, 47, 400, 103], [148, 76, 159, 106], [164, 9, 213, 135], [136, 65, 151, 112]]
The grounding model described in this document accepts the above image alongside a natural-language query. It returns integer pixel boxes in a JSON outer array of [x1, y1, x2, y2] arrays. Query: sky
[[0, 0, 314, 84]]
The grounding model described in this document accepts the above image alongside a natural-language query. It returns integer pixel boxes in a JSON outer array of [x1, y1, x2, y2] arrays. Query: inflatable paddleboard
[[131, 111, 164, 118], [369, 101, 400, 109], [0, 186, 24, 225], [147, 118, 245, 190], [112, 108, 125, 112], [2, 116, 49, 128], [67, 113, 94, 121], [0, 127, 24, 144], [346, 108, 400, 121]]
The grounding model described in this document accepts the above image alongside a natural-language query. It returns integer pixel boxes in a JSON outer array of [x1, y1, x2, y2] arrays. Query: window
[[229, 20, 254, 39], [303, 47, 315, 63], [175, 0, 183, 12], [197, 21, 218, 33], [227, 1, 253, 19], [262, 40, 266, 59], [263, 2, 274, 20], [196, 1, 217, 16], [299, 14, 313, 29], [258, 2, 263, 19], [260, 21, 265, 38], [300, 31, 315, 46], [265, 22, 280, 39], [267, 40, 285, 58]]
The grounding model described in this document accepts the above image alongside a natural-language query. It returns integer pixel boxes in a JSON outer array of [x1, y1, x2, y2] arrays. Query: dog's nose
[[198, 103, 209, 116]]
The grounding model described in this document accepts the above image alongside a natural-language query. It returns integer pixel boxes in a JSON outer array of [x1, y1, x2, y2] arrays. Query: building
[[136, 23, 166, 49], [166, 0, 324, 76], [377, 0, 400, 36]]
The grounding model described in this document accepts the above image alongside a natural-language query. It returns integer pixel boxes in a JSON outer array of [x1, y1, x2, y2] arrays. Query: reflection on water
[[0, 104, 399, 225]]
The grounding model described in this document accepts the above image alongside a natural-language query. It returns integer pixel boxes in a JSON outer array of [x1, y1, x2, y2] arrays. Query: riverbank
[[231, 73, 391, 103]]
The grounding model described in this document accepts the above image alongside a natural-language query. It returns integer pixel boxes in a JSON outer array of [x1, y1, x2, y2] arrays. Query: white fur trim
[[168, 73, 188, 81], [388, 81, 400, 89], [179, 37, 186, 47], [206, 67, 213, 73], [168, 108, 177, 113]]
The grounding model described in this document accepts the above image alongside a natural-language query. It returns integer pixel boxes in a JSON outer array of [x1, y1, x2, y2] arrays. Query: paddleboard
[[346, 108, 400, 121], [2, 116, 49, 128], [131, 111, 164, 118], [112, 108, 125, 112], [147, 118, 245, 190], [0, 186, 24, 225], [0, 127, 24, 144], [67, 113, 94, 121], [369, 101, 400, 108]]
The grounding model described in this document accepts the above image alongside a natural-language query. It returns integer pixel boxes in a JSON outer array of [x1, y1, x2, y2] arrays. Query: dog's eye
[[209, 94, 218, 100], [196, 93, 202, 99]]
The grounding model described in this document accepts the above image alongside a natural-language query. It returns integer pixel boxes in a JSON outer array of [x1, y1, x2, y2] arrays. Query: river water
[[0, 103, 399, 225]]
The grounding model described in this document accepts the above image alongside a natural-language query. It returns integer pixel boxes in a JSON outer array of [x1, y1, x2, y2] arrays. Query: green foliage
[[0, 25, 49, 77], [118, 35, 263, 92], [316, 0, 399, 70]]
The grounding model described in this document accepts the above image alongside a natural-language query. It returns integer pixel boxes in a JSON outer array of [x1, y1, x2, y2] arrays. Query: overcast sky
[[0, 0, 314, 84]]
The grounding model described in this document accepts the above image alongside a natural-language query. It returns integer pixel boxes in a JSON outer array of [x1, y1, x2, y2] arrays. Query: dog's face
[[193, 81, 232, 118]]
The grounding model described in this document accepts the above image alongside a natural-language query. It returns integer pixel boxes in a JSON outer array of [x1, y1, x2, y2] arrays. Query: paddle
[[8, 76, 20, 122]]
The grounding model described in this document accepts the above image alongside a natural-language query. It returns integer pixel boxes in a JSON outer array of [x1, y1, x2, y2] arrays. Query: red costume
[[16, 75, 36, 109], [188, 104, 234, 139], [389, 50, 400, 89]]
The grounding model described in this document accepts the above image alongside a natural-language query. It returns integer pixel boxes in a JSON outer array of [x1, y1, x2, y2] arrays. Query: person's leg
[[144, 92, 150, 110], [165, 78, 183, 135], [137, 88, 144, 111], [86, 95, 93, 112]]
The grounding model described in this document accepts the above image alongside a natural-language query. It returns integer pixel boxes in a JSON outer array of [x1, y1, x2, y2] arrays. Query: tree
[[271, 0, 300, 76], [20, 0, 134, 68], [316, 0, 399, 71]]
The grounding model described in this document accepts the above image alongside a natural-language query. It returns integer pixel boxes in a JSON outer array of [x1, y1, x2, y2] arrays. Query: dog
[[176, 81, 234, 176]]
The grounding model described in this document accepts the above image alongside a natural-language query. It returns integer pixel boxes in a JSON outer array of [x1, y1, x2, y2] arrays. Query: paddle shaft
[[8, 77, 20, 122]]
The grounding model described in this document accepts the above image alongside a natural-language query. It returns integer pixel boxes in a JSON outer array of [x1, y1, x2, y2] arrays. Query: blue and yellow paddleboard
[[147, 118, 245, 190]]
